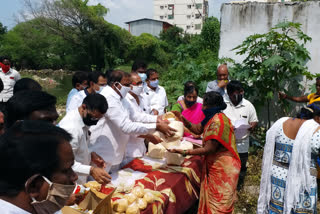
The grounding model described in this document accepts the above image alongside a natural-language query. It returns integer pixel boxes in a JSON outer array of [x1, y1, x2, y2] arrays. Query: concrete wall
[[219, 2, 320, 123], [129, 20, 163, 37], [219, 1, 320, 76]]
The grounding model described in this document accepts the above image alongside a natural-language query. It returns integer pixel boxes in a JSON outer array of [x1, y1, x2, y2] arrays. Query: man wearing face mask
[[89, 70, 176, 172], [131, 60, 147, 83], [59, 94, 111, 185], [0, 120, 78, 214], [66, 71, 88, 112], [0, 56, 21, 104], [67, 72, 107, 112], [142, 68, 168, 115], [223, 80, 258, 190], [123, 72, 163, 164]]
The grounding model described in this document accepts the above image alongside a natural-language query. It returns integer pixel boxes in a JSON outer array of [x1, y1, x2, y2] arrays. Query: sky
[[1, 0, 230, 30]]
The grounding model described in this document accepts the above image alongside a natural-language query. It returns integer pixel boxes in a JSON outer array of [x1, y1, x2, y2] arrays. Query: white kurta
[[0, 68, 21, 102], [89, 86, 156, 166], [59, 109, 91, 184], [142, 85, 168, 115], [66, 89, 88, 113], [124, 93, 157, 158]]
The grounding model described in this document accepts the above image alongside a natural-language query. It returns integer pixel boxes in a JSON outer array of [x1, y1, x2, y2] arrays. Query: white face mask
[[131, 85, 143, 96], [115, 82, 131, 98], [96, 86, 105, 94]]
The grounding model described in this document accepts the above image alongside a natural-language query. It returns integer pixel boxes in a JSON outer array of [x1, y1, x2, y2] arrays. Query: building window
[[168, 14, 174, 19], [160, 16, 164, 19], [196, 3, 202, 9], [187, 15, 191, 19], [186, 25, 190, 29], [195, 24, 201, 30], [187, 5, 192, 9], [195, 14, 201, 19], [168, 4, 174, 10], [160, 6, 164, 9]]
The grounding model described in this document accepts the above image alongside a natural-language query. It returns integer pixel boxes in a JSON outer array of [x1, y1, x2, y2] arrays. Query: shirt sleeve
[[15, 71, 21, 81], [307, 93, 314, 101], [171, 102, 183, 112], [107, 98, 156, 135], [248, 102, 258, 123], [206, 81, 221, 93], [72, 161, 91, 175], [124, 99, 157, 123], [67, 94, 81, 112]]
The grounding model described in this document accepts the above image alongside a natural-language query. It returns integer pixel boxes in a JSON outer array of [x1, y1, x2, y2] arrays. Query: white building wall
[[153, 0, 208, 34], [219, 1, 320, 123]]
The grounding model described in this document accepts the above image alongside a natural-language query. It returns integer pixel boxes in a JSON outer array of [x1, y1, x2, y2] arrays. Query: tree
[[23, 0, 132, 70], [232, 21, 313, 127], [200, 17, 220, 56]]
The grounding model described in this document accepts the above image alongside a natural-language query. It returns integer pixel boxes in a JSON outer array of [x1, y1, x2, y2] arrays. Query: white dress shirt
[[89, 86, 156, 166], [223, 95, 258, 153], [66, 89, 88, 112], [59, 109, 91, 184], [0, 68, 21, 102], [0, 199, 31, 214], [142, 85, 168, 115], [125, 93, 157, 158]]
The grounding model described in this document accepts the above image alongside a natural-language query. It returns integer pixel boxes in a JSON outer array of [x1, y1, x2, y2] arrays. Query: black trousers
[[237, 152, 248, 190]]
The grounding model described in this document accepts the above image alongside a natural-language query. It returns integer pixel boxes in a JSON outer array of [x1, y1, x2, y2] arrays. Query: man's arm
[[278, 92, 308, 103]]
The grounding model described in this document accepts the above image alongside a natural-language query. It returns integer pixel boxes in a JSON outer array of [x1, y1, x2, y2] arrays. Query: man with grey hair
[[206, 64, 229, 96]]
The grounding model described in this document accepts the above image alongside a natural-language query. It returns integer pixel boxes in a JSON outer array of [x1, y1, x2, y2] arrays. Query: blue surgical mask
[[95, 86, 105, 94], [149, 79, 159, 88], [138, 73, 147, 82]]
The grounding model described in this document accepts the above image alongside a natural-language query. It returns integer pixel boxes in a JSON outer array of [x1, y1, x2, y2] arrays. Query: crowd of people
[[0, 55, 319, 214]]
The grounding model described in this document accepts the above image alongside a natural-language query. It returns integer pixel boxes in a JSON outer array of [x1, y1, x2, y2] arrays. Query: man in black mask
[[59, 93, 111, 185], [223, 80, 258, 190]]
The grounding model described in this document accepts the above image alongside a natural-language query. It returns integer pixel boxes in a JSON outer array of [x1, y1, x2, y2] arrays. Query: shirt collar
[[225, 94, 246, 107]]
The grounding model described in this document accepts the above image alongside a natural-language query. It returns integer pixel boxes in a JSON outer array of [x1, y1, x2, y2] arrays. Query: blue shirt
[[66, 88, 78, 110], [206, 80, 226, 96]]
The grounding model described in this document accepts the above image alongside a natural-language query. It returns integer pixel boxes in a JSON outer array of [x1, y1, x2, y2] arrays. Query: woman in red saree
[[170, 91, 241, 214]]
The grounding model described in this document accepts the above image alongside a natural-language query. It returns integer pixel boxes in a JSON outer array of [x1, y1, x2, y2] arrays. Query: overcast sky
[[1, 0, 230, 30]]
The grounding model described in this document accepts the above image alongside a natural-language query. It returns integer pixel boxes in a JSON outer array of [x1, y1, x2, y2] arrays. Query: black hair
[[72, 71, 88, 88], [184, 81, 199, 97], [83, 94, 108, 114], [132, 60, 147, 72], [107, 70, 130, 86], [146, 68, 158, 80], [227, 80, 243, 95], [0, 120, 72, 197], [13, 78, 42, 94], [203, 91, 227, 110], [316, 77, 320, 82], [0, 56, 10, 63], [105, 69, 113, 81], [6, 90, 57, 128], [297, 102, 320, 119], [88, 71, 104, 85]]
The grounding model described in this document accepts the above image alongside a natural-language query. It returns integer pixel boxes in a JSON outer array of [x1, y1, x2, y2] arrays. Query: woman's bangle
[[185, 121, 192, 129], [182, 150, 189, 157]]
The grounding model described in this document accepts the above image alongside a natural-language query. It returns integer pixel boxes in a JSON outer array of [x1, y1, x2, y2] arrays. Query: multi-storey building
[[153, 0, 209, 34]]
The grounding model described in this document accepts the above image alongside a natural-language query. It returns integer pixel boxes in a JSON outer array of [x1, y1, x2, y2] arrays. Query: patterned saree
[[198, 113, 241, 214]]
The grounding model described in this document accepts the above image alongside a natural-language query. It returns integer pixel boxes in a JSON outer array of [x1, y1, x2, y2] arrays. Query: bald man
[[206, 64, 229, 96]]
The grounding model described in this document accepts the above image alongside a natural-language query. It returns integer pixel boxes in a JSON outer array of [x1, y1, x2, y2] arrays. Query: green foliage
[[130, 33, 168, 66], [232, 21, 313, 125], [0, 22, 7, 37], [200, 17, 220, 56]]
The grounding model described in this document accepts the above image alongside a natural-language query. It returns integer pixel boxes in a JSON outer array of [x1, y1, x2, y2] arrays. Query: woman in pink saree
[[172, 81, 205, 138]]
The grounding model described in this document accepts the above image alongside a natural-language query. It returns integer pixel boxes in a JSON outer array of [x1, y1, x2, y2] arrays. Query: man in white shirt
[[223, 80, 258, 190], [66, 71, 88, 111], [89, 70, 175, 172], [124, 72, 162, 164], [0, 56, 21, 102], [59, 94, 111, 184], [142, 68, 168, 115], [0, 120, 78, 214], [67, 71, 107, 112]]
